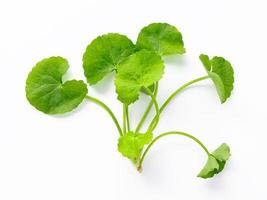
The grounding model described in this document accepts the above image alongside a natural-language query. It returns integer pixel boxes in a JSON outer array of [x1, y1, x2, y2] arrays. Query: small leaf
[[26, 57, 88, 114], [198, 143, 231, 179], [199, 54, 234, 103], [115, 50, 164, 104], [136, 23, 185, 56], [118, 131, 153, 163], [83, 33, 135, 85]]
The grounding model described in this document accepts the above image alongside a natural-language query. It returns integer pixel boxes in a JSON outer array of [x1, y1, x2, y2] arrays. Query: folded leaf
[[199, 54, 234, 103], [212, 143, 231, 172], [115, 50, 164, 104], [199, 54, 211, 71], [136, 23, 185, 56], [198, 143, 231, 179], [197, 155, 219, 179], [83, 33, 135, 85], [118, 132, 153, 163], [26, 57, 88, 114]]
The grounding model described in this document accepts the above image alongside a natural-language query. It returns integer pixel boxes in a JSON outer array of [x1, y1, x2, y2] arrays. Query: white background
[[0, 0, 266, 199]]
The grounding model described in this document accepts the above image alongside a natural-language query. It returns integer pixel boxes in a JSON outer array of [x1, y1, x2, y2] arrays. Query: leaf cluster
[[25, 22, 235, 179]]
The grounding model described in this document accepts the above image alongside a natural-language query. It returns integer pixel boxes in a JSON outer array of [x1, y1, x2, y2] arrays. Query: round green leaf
[[115, 50, 164, 104], [83, 33, 135, 85], [136, 23, 185, 56], [26, 57, 88, 114], [199, 54, 234, 103]]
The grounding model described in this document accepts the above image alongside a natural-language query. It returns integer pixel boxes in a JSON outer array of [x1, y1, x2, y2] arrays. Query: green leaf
[[118, 131, 153, 163], [198, 143, 231, 179], [212, 143, 231, 172], [212, 143, 231, 161], [199, 54, 234, 103], [136, 22, 185, 56], [199, 54, 211, 71], [115, 50, 164, 104], [26, 57, 88, 114], [197, 155, 219, 179], [83, 33, 135, 85]]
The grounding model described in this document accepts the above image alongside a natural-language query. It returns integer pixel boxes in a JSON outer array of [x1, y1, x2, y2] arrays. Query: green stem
[[135, 82, 159, 133], [142, 87, 160, 133], [86, 96, 123, 136], [126, 105, 130, 132], [160, 76, 209, 113], [123, 104, 127, 134], [149, 76, 209, 131], [138, 131, 210, 169]]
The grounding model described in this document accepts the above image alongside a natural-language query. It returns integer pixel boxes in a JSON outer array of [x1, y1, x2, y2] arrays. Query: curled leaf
[[197, 155, 219, 179], [199, 54, 211, 71], [200, 54, 234, 103], [136, 22, 185, 56], [198, 143, 231, 179], [83, 33, 135, 85], [26, 57, 88, 114], [118, 131, 153, 163], [115, 50, 164, 104], [212, 143, 231, 172]]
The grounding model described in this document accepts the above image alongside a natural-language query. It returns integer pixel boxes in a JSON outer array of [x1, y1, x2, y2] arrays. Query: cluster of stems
[[86, 76, 212, 171]]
